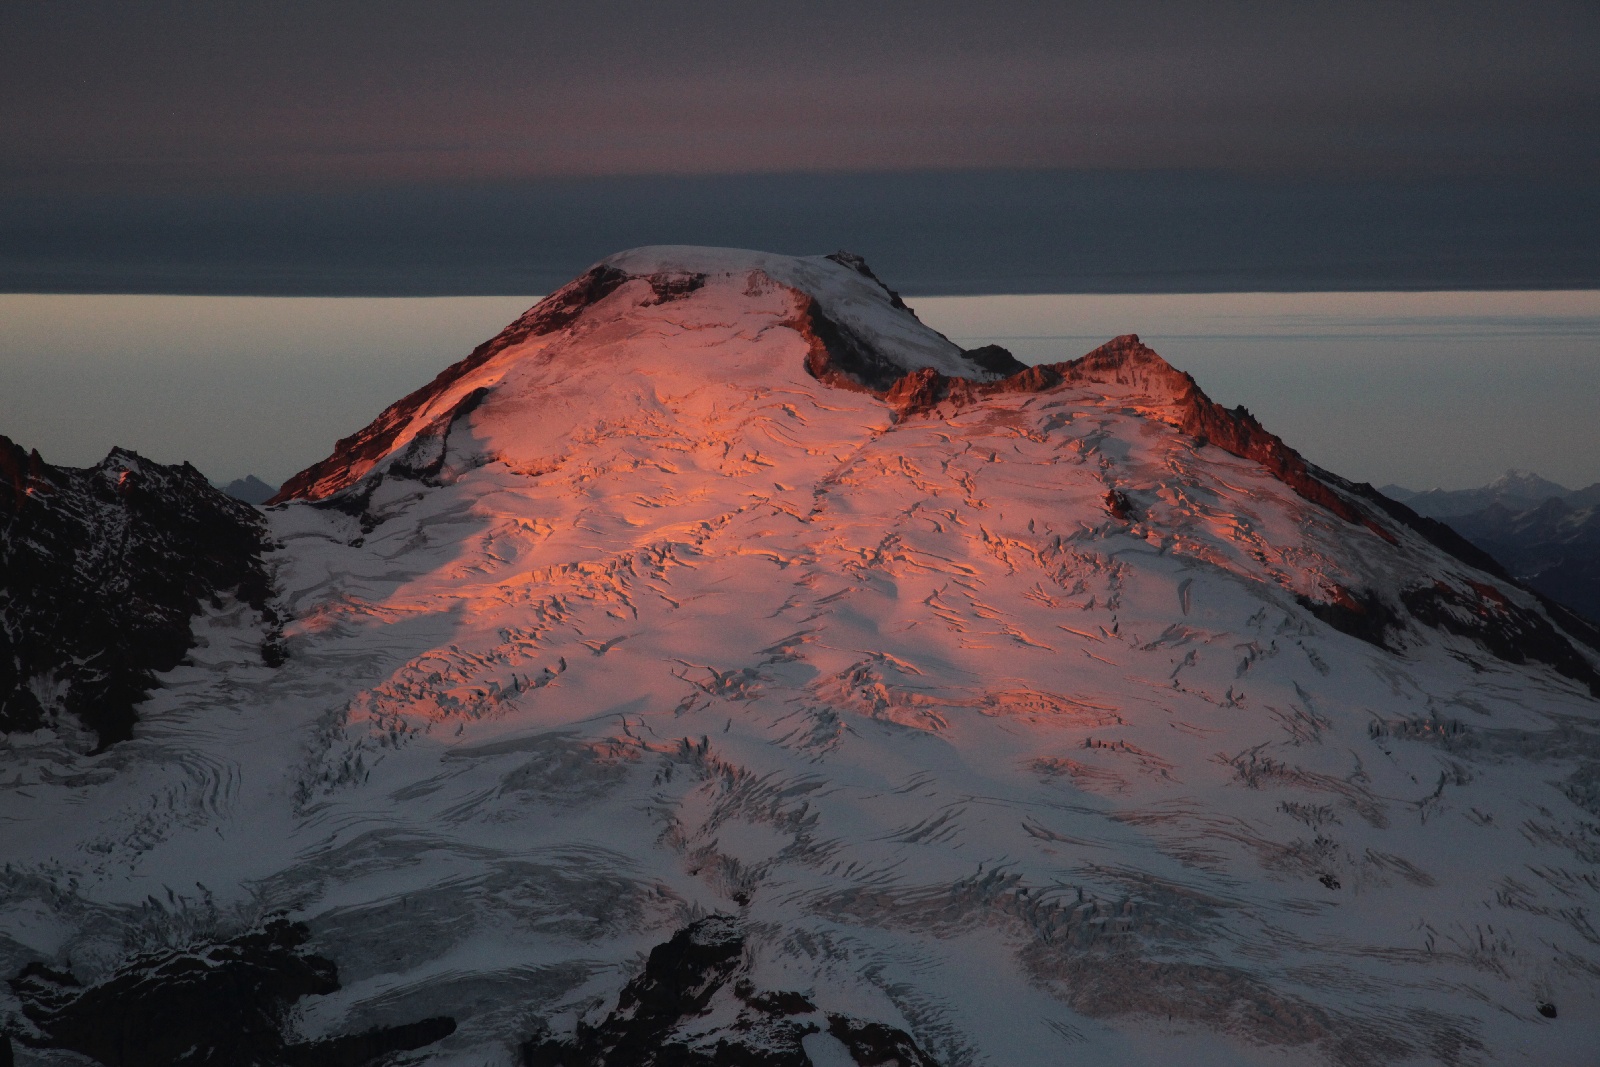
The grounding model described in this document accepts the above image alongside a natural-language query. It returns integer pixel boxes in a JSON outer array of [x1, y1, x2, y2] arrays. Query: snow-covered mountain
[[1382, 471, 1600, 521], [5, 247, 1600, 1066]]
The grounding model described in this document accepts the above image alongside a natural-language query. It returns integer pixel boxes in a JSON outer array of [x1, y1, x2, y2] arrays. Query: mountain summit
[[269, 247, 1025, 505], [5, 249, 1600, 1065]]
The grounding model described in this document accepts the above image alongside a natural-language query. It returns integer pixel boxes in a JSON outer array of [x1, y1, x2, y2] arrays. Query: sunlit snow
[[3, 250, 1597, 1065]]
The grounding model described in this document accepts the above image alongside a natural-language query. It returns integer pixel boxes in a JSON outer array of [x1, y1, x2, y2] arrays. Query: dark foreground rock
[[7, 918, 454, 1066], [522, 916, 939, 1067], [0, 436, 279, 749]]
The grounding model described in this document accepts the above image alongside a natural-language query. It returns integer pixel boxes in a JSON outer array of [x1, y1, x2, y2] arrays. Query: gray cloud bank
[[4, 2, 1595, 295], [4, 1, 1596, 192], [4, 171, 1597, 296]]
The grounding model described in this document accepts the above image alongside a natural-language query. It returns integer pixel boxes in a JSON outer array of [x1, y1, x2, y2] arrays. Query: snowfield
[[4, 248, 1600, 1066]]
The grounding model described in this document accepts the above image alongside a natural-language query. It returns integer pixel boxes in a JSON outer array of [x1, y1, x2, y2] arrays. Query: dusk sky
[[3, 1, 1598, 293], [7, 1, 1598, 190], [2, 2, 1597, 490], [7, 12, 1600, 1060]]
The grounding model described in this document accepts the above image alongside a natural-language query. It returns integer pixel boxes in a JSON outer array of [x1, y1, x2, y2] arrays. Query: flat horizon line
[[6, 284, 1600, 299]]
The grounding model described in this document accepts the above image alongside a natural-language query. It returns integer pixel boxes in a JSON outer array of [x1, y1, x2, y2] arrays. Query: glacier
[[3, 247, 1599, 1065]]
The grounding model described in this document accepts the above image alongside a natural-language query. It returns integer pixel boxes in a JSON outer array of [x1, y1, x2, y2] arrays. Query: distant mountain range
[[1382, 470, 1600, 519], [1384, 472, 1600, 622], [219, 473, 278, 504]]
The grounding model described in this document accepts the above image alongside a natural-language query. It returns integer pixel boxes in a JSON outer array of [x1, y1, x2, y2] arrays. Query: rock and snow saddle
[[3, 247, 1599, 1066]]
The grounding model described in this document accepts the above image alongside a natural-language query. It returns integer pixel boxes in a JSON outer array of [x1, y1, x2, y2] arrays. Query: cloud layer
[[5, 1, 1596, 193]]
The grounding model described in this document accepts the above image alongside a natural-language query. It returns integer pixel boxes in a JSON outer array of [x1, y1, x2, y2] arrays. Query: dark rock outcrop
[[7, 918, 454, 1067], [0, 436, 277, 749], [385, 386, 492, 486], [959, 343, 1028, 377], [643, 271, 708, 305], [522, 916, 939, 1067], [826, 250, 911, 312], [1105, 489, 1137, 522], [1295, 587, 1401, 651], [795, 296, 917, 394], [1401, 580, 1600, 697]]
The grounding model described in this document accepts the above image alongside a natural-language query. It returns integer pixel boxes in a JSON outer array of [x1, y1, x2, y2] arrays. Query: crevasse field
[[3, 251, 1599, 1065]]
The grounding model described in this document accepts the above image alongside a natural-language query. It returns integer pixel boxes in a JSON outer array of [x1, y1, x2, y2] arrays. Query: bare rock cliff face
[[0, 435, 277, 749], [522, 917, 938, 1067]]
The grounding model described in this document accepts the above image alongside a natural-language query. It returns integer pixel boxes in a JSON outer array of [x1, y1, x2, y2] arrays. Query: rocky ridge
[[521, 916, 936, 1067], [0, 436, 279, 749]]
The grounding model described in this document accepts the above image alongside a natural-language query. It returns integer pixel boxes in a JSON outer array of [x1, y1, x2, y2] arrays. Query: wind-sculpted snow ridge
[[4, 247, 1600, 1065]]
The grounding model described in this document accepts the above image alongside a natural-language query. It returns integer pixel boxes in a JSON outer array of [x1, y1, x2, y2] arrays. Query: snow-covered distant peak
[[1488, 468, 1570, 497], [1401, 467, 1577, 519]]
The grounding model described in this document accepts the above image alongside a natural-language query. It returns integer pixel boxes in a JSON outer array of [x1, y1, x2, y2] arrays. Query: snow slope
[[4, 248, 1600, 1066]]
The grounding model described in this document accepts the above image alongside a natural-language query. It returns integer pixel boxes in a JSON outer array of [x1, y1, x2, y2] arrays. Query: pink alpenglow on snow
[[5, 248, 1600, 1066]]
